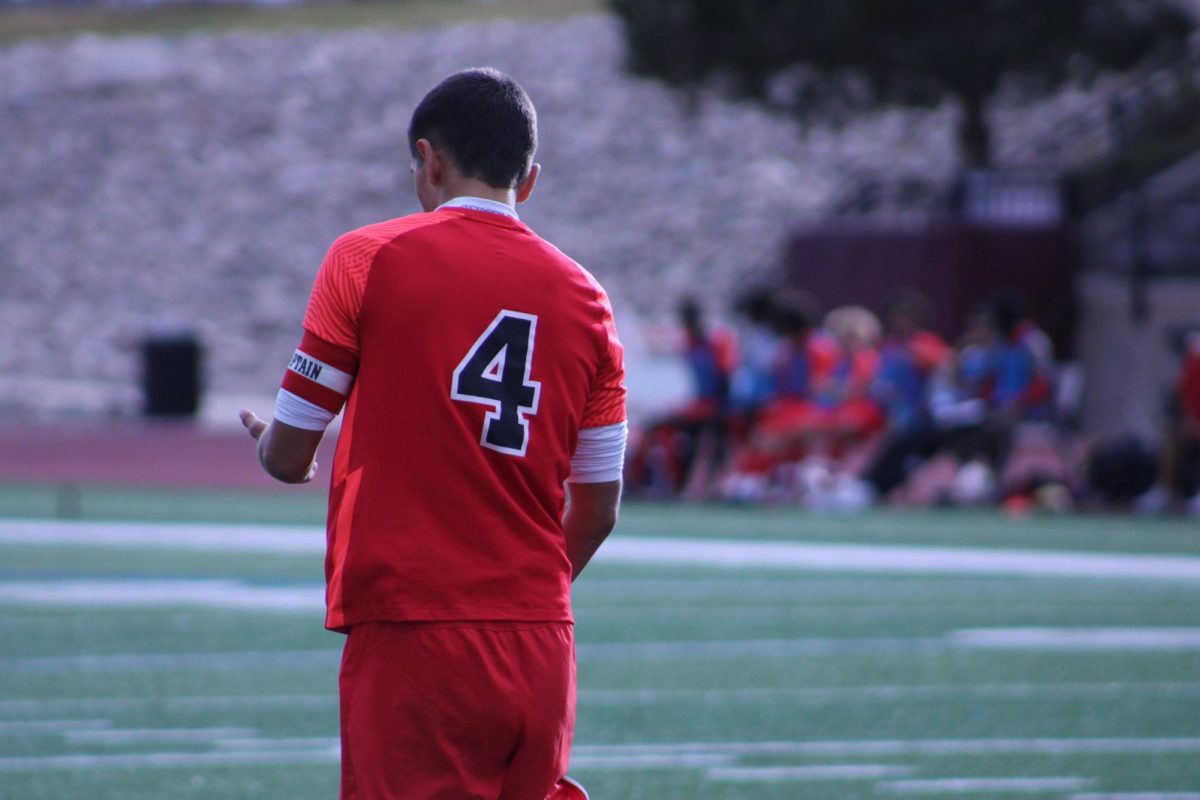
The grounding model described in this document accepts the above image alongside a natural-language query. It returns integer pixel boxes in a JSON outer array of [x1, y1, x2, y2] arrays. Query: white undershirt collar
[[437, 196, 519, 220]]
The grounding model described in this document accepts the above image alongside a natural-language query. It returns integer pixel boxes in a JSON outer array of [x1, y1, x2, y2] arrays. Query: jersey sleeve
[[302, 231, 376, 356], [580, 301, 627, 429], [280, 329, 358, 415], [276, 232, 375, 425]]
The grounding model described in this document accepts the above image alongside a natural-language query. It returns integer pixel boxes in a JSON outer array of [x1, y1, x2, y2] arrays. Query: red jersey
[[281, 204, 626, 631]]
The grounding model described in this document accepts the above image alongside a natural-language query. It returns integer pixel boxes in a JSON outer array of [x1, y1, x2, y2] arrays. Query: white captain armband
[[287, 349, 354, 396], [274, 388, 337, 431], [568, 421, 627, 483]]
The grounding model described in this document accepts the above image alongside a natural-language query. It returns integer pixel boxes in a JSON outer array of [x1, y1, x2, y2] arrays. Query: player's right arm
[[563, 288, 627, 580]]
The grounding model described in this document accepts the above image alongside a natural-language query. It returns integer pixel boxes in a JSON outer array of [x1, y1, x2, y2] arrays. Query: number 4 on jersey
[[452, 310, 542, 456]]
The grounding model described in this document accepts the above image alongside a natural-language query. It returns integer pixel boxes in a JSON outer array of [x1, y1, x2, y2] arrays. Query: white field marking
[[162, 693, 333, 710], [3, 738, 1198, 775], [4, 649, 338, 675], [568, 753, 734, 769], [0, 743, 723, 773], [0, 577, 1125, 618], [0, 693, 333, 716], [578, 574, 1197, 597], [0, 520, 325, 553], [879, 776, 1093, 794], [577, 637, 944, 660], [65, 727, 256, 745], [582, 627, 1200, 659], [5, 519, 1200, 581], [707, 764, 914, 782], [579, 681, 1200, 705], [601, 537, 1200, 581], [1073, 795, 1200, 799], [213, 736, 338, 753], [0, 747, 341, 772], [952, 628, 1200, 650], [7, 626, 1200, 674], [0, 719, 110, 734], [573, 578, 1015, 602], [571, 738, 1200, 758], [0, 579, 323, 613], [4, 682, 1193, 720]]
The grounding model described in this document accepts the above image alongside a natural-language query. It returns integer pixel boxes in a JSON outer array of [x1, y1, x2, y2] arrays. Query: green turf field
[[1, 488, 1198, 799]]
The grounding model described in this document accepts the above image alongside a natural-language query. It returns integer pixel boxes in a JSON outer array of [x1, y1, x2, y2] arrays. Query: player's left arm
[[241, 233, 366, 484], [240, 330, 358, 483]]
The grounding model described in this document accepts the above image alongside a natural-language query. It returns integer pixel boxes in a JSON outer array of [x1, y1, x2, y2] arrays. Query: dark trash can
[[142, 335, 203, 417]]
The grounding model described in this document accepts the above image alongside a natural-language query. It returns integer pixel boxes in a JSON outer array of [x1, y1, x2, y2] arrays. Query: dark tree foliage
[[608, 0, 1195, 167]]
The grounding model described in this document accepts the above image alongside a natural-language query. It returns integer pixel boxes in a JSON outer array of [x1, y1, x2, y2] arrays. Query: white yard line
[[213, 737, 339, 753], [0, 748, 340, 771], [4, 682, 1195, 719], [569, 753, 734, 769], [577, 628, 1200, 659], [577, 636, 941, 659], [3, 736, 1198, 773], [603, 537, 1200, 581], [879, 776, 1093, 794], [3, 649, 338, 674], [5, 579, 1200, 655], [7, 628, 1200, 674], [0, 520, 324, 553], [0, 719, 110, 734], [579, 681, 1200, 704], [1072, 795, 1200, 799], [0, 694, 333, 716], [65, 727, 256, 745], [572, 738, 1200, 758], [952, 628, 1200, 650], [4, 519, 1200, 581], [0, 579, 322, 613], [707, 764, 913, 782]]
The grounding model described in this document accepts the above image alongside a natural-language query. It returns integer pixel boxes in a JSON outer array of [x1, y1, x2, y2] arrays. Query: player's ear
[[415, 138, 444, 187], [515, 163, 540, 205]]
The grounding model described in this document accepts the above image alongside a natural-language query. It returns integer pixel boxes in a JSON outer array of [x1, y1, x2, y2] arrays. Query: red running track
[[0, 421, 337, 491]]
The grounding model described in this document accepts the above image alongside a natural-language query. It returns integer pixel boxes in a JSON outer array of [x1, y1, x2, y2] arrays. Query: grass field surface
[[1, 488, 1198, 799]]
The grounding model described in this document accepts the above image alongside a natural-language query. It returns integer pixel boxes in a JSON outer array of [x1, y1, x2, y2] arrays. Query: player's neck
[[435, 177, 515, 211]]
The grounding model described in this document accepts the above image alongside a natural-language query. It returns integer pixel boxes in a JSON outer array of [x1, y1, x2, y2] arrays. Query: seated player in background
[[626, 296, 732, 498], [719, 288, 838, 501], [728, 286, 782, 432], [984, 294, 1053, 422], [859, 289, 952, 499], [809, 304, 885, 453], [919, 298, 1049, 505], [239, 68, 622, 800]]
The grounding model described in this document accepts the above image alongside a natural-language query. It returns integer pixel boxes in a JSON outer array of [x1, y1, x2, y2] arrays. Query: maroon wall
[[785, 220, 1077, 357]]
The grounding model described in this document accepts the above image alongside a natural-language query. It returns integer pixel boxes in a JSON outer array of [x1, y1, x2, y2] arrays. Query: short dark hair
[[408, 68, 537, 190]]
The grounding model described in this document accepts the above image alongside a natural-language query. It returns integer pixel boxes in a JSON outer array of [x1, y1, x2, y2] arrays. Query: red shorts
[[339, 620, 576, 800]]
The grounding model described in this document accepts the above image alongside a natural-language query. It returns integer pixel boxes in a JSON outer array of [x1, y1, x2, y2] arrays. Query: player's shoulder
[[329, 212, 452, 257], [536, 237, 613, 306]]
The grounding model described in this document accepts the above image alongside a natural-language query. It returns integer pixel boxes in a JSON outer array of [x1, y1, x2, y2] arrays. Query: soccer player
[[240, 68, 625, 800]]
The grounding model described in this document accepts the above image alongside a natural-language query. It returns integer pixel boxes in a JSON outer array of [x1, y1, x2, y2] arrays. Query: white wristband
[[273, 388, 336, 431]]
